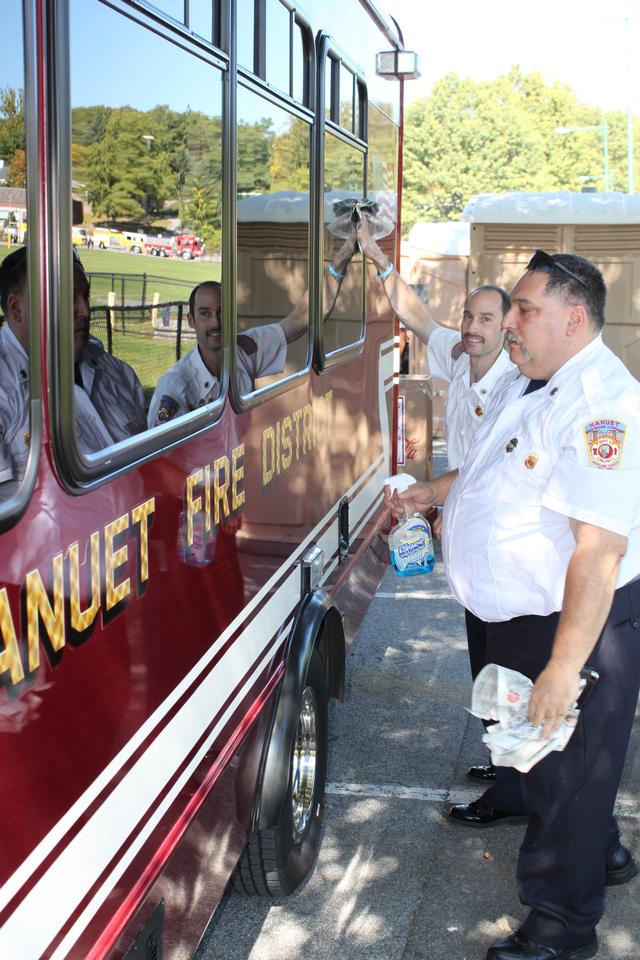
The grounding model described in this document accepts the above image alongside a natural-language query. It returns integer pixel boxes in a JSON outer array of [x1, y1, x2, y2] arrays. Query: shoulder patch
[[237, 334, 258, 356], [154, 394, 180, 426], [583, 418, 626, 470]]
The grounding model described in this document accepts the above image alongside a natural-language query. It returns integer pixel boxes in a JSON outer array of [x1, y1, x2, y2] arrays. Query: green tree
[[0, 86, 25, 159], [402, 68, 632, 231]]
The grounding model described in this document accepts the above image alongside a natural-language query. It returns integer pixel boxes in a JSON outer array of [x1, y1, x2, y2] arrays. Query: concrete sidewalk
[[198, 454, 640, 960]]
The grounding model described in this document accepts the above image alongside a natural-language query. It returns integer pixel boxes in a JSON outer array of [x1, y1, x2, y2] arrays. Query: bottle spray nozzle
[[385, 473, 417, 518]]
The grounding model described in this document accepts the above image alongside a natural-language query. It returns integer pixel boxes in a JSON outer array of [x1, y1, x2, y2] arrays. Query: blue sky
[[389, 0, 639, 115]]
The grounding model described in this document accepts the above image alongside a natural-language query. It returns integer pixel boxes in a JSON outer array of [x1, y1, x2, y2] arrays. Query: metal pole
[[603, 121, 610, 192]]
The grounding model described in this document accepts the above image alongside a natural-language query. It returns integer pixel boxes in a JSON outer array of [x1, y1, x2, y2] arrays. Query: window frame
[[230, 1, 316, 412], [315, 32, 368, 373], [0, 0, 41, 530], [230, 73, 316, 413], [50, 0, 230, 493]]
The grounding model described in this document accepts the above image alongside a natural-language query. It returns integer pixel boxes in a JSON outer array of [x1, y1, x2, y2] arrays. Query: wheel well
[[253, 593, 345, 831]]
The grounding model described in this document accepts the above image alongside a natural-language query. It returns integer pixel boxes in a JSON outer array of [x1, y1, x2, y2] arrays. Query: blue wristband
[[328, 264, 346, 281], [377, 260, 394, 281]]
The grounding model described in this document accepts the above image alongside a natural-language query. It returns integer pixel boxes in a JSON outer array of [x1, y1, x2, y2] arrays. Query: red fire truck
[[145, 234, 205, 259], [0, 0, 417, 957]]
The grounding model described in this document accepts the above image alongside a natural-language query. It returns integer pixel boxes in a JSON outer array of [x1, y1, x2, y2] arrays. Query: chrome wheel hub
[[290, 686, 318, 841]]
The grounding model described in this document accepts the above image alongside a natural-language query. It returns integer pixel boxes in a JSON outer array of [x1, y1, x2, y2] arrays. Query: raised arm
[[280, 230, 358, 343], [357, 216, 440, 346]]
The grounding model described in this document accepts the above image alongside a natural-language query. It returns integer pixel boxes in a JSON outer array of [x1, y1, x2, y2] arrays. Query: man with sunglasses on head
[[388, 250, 640, 960]]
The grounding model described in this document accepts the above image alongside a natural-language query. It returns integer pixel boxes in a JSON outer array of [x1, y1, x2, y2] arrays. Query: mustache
[[504, 330, 526, 348]]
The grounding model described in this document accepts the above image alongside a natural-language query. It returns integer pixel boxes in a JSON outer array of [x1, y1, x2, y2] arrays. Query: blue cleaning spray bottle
[[385, 473, 435, 576]]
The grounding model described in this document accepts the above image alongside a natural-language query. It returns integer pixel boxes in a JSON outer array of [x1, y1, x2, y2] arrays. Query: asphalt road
[[197, 450, 640, 960]]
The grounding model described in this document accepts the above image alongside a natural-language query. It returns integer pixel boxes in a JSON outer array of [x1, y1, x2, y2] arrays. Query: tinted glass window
[[189, 0, 214, 43], [292, 22, 305, 104], [0, 0, 30, 500], [340, 64, 354, 132], [367, 103, 398, 266], [322, 132, 365, 355], [70, 0, 223, 438], [236, 86, 311, 394], [237, 0, 255, 71], [149, 0, 184, 22], [266, 0, 291, 95]]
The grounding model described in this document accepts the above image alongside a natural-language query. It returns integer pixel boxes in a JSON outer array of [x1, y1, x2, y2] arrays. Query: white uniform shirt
[[0, 325, 113, 498], [78, 336, 147, 442], [147, 323, 287, 427], [428, 325, 515, 469], [0, 325, 30, 486], [443, 336, 640, 622]]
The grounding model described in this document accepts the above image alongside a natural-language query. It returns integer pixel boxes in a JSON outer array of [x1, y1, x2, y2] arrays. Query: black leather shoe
[[449, 799, 528, 827], [486, 930, 598, 959], [606, 843, 638, 886], [467, 763, 497, 782]]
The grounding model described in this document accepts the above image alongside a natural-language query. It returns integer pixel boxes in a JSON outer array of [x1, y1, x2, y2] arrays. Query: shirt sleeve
[[542, 408, 640, 537], [427, 326, 463, 383], [241, 324, 287, 380], [147, 373, 184, 428]]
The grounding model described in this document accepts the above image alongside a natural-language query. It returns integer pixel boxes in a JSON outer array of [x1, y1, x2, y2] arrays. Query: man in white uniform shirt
[[358, 217, 514, 468], [389, 251, 640, 960], [360, 218, 516, 788]]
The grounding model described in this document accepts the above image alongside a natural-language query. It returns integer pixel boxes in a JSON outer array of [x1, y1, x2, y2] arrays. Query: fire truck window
[[340, 64, 354, 133], [266, 0, 291, 96], [237, 0, 255, 72], [69, 0, 224, 438], [322, 131, 365, 355], [147, 0, 183, 23], [367, 102, 398, 286], [292, 22, 305, 105], [236, 85, 311, 395], [0, 0, 30, 502], [325, 58, 334, 120], [189, 0, 215, 44]]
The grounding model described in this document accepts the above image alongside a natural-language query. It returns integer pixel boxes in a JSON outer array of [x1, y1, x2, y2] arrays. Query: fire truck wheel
[[231, 647, 328, 897]]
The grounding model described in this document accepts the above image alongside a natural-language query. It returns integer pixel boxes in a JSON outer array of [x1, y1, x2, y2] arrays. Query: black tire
[[231, 648, 328, 897]]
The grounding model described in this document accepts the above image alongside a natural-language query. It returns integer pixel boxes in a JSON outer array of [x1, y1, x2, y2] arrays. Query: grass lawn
[[0, 243, 222, 304]]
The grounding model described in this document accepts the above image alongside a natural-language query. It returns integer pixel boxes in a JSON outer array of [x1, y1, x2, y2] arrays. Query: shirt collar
[[0, 323, 28, 364], [187, 345, 220, 396], [470, 347, 513, 395], [547, 334, 603, 388]]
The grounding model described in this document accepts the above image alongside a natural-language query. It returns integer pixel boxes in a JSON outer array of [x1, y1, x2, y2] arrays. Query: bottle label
[[389, 517, 434, 575]]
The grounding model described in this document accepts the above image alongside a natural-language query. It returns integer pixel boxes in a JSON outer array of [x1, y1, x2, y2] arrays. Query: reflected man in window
[[148, 234, 356, 427], [73, 253, 147, 443], [0, 248, 147, 496]]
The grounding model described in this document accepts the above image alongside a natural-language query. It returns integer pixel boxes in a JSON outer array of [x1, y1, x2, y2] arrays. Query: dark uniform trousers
[[465, 576, 640, 949]]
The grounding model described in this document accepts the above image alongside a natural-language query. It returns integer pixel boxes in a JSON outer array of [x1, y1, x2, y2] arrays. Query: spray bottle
[[386, 473, 435, 576]]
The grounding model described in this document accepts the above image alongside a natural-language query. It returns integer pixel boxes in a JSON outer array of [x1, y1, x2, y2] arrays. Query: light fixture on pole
[[142, 134, 155, 151], [555, 123, 610, 192]]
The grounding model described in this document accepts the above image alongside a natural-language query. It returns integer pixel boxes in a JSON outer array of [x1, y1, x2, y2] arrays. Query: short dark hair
[[0, 245, 27, 314], [530, 252, 606, 330], [188, 280, 221, 316], [466, 284, 511, 316]]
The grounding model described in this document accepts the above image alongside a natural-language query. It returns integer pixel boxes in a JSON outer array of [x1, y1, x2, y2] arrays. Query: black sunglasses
[[527, 249, 588, 289]]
